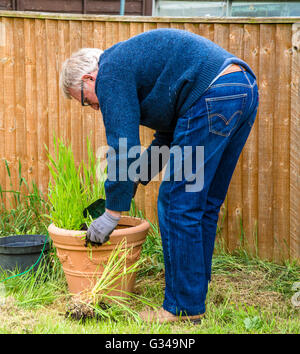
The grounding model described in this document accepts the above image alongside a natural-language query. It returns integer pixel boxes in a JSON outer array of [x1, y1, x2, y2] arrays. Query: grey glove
[[86, 211, 120, 246]]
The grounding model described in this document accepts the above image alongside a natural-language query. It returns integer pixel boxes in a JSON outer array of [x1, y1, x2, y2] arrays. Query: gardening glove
[[86, 211, 120, 246]]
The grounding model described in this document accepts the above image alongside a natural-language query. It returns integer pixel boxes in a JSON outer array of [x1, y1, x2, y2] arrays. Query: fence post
[[290, 23, 300, 263]]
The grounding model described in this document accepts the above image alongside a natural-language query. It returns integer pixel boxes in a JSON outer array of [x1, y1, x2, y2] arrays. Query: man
[[60, 28, 259, 323]]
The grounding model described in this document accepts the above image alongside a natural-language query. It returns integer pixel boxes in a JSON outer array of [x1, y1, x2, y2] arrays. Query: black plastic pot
[[0, 235, 50, 272]]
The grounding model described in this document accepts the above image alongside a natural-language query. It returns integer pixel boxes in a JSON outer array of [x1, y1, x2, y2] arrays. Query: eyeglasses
[[81, 80, 90, 107]]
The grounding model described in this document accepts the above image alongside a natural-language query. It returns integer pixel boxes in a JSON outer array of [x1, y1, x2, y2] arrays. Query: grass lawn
[[0, 226, 299, 334], [0, 171, 299, 334]]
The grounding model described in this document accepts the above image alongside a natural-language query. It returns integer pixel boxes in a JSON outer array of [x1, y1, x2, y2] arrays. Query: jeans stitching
[[206, 93, 247, 102], [242, 71, 259, 127], [210, 83, 252, 89], [167, 114, 191, 309], [206, 94, 247, 137], [242, 69, 252, 86], [243, 70, 256, 111], [165, 184, 177, 308]]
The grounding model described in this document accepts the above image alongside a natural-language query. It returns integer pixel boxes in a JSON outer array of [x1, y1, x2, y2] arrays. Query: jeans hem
[[163, 300, 206, 317]]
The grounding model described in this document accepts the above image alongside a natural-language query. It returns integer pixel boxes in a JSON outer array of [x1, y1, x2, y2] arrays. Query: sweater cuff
[[105, 195, 132, 212]]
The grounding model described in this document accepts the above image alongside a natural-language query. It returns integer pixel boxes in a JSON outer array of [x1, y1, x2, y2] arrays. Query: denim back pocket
[[205, 93, 247, 137]]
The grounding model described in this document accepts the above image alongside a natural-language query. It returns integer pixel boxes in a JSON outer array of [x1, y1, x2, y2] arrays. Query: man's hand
[[86, 211, 120, 246]]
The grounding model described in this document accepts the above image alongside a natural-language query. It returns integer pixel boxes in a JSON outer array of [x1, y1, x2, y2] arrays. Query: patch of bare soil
[[0, 297, 38, 333], [209, 270, 285, 310]]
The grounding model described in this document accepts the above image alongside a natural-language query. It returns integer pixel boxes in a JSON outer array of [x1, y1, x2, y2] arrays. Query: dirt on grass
[[0, 297, 38, 333], [209, 271, 286, 310]]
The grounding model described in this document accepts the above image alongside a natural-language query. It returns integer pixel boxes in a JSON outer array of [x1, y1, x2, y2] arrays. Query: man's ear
[[82, 71, 97, 82]]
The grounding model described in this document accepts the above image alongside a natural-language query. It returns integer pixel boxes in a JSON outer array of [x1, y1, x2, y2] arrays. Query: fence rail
[[0, 11, 299, 263]]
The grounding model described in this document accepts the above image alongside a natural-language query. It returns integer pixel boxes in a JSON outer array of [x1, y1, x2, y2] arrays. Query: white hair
[[59, 48, 103, 99]]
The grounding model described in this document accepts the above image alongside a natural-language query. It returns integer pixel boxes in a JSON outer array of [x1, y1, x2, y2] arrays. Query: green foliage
[[46, 137, 106, 230], [139, 219, 164, 276], [1, 252, 67, 308], [0, 160, 49, 237], [83, 239, 156, 321]]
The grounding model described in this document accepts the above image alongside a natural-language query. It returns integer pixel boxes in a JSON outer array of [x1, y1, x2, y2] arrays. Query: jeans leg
[[157, 181, 175, 310], [157, 71, 258, 316], [202, 107, 258, 282], [158, 176, 208, 316], [157, 106, 231, 316]]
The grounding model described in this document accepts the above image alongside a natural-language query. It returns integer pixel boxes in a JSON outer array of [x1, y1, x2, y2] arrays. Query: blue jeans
[[157, 68, 259, 316]]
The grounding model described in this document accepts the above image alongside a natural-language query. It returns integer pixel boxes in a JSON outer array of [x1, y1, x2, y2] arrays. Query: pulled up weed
[[65, 239, 157, 322]]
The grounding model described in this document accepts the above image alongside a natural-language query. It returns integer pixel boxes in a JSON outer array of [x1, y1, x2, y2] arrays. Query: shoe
[[139, 307, 204, 324]]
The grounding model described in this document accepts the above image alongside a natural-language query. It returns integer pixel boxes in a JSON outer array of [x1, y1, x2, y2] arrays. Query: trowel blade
[[83, 198, 106, 219]]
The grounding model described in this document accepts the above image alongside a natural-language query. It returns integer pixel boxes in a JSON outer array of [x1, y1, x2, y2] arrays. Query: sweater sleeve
[[139, 130, 174, 186], [96, 75, 141, 211]]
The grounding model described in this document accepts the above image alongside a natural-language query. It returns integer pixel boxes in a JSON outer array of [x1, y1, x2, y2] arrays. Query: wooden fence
[[0, 11, 299, 263]]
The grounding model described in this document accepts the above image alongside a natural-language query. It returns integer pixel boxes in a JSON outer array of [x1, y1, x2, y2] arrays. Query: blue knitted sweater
[[95, 28, 255, 211]]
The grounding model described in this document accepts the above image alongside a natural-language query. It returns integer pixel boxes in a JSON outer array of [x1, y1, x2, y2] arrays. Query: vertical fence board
[[0, 17, 5, 204], [82, 20, 96, 161], [69, 20, 82, 167], [3, 17, 16, 206], [35, 19, 49, 195], [24, 19, 38, 188], [198, 23, 214, 41], [184, 23, 200, 35], [273, 24, 291, 262], [290, 23, 300, 262], [227, 24, 244, 251], [57, 20, 71, 147], [45, 19, 59, 159], [13, 18, 27, 192], [118, 22, 130, 41], [258, 24, 276, 260], [93, 20, 107, 170], [213, 23, 230, 249], [105, 21, 119, 49], [170, 22, 185, 31], [242, 24, 260, 256]]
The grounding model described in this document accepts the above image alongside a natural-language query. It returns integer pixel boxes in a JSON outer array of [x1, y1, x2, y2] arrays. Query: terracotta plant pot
[[48, 216, 150, 296]]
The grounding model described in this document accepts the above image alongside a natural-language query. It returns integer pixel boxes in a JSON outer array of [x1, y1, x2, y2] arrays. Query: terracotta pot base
[[48, 216, 150, 296]]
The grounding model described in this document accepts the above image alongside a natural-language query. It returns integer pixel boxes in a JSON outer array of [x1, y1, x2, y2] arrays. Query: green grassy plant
[[138, 220, 164, 277], [46, 137, 106, 230], [0, 252, 67, 308], [76, 239, 157, 321], [0, 160, 49, 237]]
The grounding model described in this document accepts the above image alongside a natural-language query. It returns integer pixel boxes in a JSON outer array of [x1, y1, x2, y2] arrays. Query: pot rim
[[48, 215, 150, 238]]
